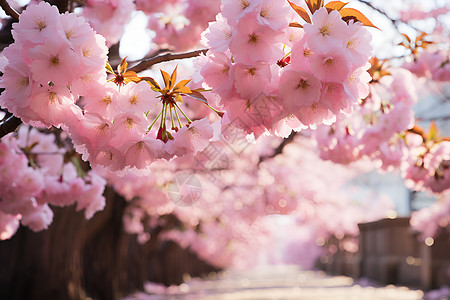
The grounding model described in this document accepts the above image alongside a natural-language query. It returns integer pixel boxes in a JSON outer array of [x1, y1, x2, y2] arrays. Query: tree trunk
[[0, 188, 218, 300]]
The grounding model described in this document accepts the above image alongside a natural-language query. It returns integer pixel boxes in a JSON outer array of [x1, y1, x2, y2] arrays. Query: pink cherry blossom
[[303, 7, 348, 53]]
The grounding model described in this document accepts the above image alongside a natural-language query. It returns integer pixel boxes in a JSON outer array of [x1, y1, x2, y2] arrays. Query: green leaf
[[287, 1, 311, 23], [160, 69, 171, 89], [339, 8, 380, 30], [183, 90, 208, 104], [427, 121, 438, 141]]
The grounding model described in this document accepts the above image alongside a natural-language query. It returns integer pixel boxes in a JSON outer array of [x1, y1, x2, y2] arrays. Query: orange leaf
[[118, 57, 128, 75], [184, 90, 208, 104], [287, 0, 311, 23], [415, 32, 427, 42], [192, 87, 208, 92], [407, 125, 426, 141], [305, 0, 324, 14], [160, 69, 171, 89], [339, 8, 380, 30], [289, 22, 303, 28], [325, 1, 348, 12], [169, 65, 178, 90], [174, 86, 192, 94], [141, 77, 161, 91], [105, 61, 115, 74], [173, 79, 191, 91], [122, 70, 141, 83], [401, 33, 411, 44]]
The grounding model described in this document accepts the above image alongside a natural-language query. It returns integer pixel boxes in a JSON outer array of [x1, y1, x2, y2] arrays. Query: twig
[[359, 0, 421, 32], [48, 0, 70, 13], [258, 132, 298, 165], [128, 49, 208, 73], [0, 0, 19, 20], [0, 113, 22, 139]]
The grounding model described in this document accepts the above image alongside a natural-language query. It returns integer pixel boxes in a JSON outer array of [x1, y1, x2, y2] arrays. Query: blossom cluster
[[0, 126, 106, 240], [81, 0, 135, 47], [314, 68, 418, 169], [410, 190, 450, 240], [0, 2, 217, 173], [197, 2, 373, 138], [103, 134, 394, 269], [313, 65, 450, 193], [68, 64, 215, 172], [143, 0, 221, 51], [0, 1, 108, 129], [403, 139, 450, 193], [404, 49, 450, 82]]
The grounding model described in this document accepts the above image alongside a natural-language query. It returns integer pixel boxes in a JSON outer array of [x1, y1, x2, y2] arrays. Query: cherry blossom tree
[[0, 0, 448, 299]]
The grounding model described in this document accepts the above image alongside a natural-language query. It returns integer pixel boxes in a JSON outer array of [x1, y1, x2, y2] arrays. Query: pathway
[[124, 265, 427, 300]]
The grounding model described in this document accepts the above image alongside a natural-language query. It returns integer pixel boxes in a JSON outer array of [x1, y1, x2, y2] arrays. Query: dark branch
[[47, 0, 70, 13], [0, 0, 20, 20], [128, 49, 208, 73], [359, 0, 420, 32], [258, 132, 298, 165], [0, 113, 22, 139]]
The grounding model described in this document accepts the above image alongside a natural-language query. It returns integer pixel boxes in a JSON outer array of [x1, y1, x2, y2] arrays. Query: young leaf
[[305, 0, 324, 15], [287, 1, 311, 23], [339, 8, 380, 30], [140, 77, 161, 90], [169, 65, 178, 90], [183, 90, 208, 104], [122, 70, 141, 83], [415, 32, 427, 43], [160, 69, 171, 89], [175, 94, 183, 103], [407, 125, 426, 141], [289, 22, 303, 28], [192, 87, 209, 92], [105, 62, 115, 74], [174, 86, 192, 94], [325, 1, 348, 12], [401, 33, 411, 44], [118, 57, 128, 75], [173, 79, 191, 91], [427, 121, 438, 141]]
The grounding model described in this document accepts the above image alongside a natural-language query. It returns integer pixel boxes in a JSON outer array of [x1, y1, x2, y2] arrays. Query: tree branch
[[258, 132, 298, 165], [0, 113, 22, 139], [359, 0, 421, 32], [0, 0, 20, 20], [47, 0, 70, 13], [128, 49, 208, 73]]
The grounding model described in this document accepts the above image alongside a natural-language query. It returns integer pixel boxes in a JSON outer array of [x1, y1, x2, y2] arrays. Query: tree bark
[[0, 187, 218, 300]]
